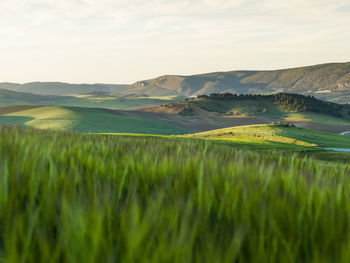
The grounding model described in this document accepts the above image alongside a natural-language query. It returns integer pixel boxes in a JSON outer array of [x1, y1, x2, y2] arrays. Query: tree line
[[193, 93, 344, 117]]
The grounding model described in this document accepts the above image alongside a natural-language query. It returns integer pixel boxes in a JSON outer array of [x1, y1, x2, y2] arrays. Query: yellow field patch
[[187, 124, 316, 147]]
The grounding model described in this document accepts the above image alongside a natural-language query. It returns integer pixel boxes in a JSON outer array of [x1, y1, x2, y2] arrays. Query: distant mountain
[[0, 82, 128, 95], [123, 62, 350, 103], [2, 62, 350, 102]]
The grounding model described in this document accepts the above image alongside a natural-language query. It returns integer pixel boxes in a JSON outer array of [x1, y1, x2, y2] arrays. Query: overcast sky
[[1, 0, 350, 84]]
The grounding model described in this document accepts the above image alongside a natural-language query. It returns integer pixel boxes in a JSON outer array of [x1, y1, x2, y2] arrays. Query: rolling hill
[[0, 82, 128, 95], [186, 124, 350, 149], [125, 93, 350, 134], [123, 62, 350, 103], [0, 105, 190, 134], [0, 89, 179, 109], [1, 90, 350, 135], [2, 62, 350, 103]]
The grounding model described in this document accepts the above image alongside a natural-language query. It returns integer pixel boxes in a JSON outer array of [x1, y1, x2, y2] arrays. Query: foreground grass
[[1, 126, 350, 262]]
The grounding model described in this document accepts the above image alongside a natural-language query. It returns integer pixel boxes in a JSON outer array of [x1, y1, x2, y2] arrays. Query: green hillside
[[0, 89, 178, 109], [124, 62, 350, 103], [187, 124, 350, 150], [1, 126, 350, 262], [0, 82, 128, 95], [177, 93, 350, 125], [0, 106, 190, 134]]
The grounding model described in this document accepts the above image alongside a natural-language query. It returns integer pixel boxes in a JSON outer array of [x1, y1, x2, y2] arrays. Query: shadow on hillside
[[0, 116, 34, 126]]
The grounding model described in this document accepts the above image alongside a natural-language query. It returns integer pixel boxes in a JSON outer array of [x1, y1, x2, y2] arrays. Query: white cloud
[[0, 0, 349, 83]]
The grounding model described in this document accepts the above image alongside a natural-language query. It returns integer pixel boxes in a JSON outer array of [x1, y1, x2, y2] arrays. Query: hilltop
[[124, 62, 350, 103]]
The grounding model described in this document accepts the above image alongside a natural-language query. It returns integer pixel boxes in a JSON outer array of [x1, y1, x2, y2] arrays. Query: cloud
[[0, 0, 349, 83]]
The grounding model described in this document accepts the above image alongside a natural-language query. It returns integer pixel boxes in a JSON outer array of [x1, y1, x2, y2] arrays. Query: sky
[[0, 0, 350, 84]]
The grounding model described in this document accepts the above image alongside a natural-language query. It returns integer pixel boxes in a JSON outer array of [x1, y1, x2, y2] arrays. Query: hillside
[[2, 62, 350, 102], [0, 82, 128, 95], [129, 92, 350, 134], [124, 62, 350, 103], [2, 89, 350, 135], [186, 93, 349, 118], [0, 89, 178, 109], [186, 124, 350, 150], [0, 105, 190, 134]]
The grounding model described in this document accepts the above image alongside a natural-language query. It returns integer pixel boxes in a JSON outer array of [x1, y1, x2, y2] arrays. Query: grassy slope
[[56, 97, 176, 109], [0, 106, 190, 134], [186, 124, 350, 149], [0, 89, 178, 109], [0, 82, 126, 95], [284, 112, 350, 125], [191, 96, 350, 123], [1, 126, 350, 262]]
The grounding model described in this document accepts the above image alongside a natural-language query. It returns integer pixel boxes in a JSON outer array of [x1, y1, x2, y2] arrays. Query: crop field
[[0, 106, 190, 134], [1, 125, 350, 262], [188, 124, 350, 149]]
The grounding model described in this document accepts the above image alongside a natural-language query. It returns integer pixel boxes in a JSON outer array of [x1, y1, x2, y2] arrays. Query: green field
[[0, 89, 179, 110], [0, 106, 190, 134], [188, 94, 350, 124], [188, 124, 350, 149], [1, 125, 350, 262], [285, 112, 350, 125]]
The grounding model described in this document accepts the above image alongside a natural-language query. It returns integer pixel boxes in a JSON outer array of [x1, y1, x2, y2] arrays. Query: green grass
[[57, 97, 174, 109], [191, 97, 350, 124], [0, 106, 190, 134], [192, 97, 282, 117], [187, 124, 350, 150], [0, 90, 176, 110], [285, 112, 350, 125], [1, 126, 350, 262]]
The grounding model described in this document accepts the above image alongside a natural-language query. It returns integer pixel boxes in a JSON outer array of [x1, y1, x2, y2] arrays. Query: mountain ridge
[[124, 62, 350, 102], [1, 62, 350, 102]]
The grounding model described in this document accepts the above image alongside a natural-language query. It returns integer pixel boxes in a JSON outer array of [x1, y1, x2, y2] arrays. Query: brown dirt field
[[0, 105, 43, 115]]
